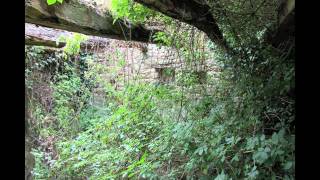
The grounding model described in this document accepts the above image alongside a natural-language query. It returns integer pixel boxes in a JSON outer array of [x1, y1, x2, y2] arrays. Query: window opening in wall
[[155, 67, 175, 83], [193, 70, 207, 84]]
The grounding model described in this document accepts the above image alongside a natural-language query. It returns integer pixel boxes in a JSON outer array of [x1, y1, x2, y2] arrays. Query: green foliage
[[110, 0, 154, 24], [47, 83, 173, 179], [31, 148, 51, 180], [57, 33, 88, 58], [28, 0, 294, 179], [153, 32, 172, 46], [43, 56, 294, 178], [47, 0, 63, 6], [28, 45, 294, 180], [163, 68, 175, 77], [51, 62, 91, 137]]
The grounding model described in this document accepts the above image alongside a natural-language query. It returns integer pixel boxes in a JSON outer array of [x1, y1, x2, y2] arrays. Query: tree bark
[[134, 0, 228, 49], [25, 23, 112, 49], [25, 0, 154, 42]]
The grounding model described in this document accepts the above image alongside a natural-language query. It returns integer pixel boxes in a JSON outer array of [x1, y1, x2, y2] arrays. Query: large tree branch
[[25, 0, 154, 42], [25, 23, 124, 50], [265, 0, 295, 51], [134, 0, 228, 50]]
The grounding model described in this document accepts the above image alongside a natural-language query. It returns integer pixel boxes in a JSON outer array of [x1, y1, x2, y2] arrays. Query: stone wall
[[26, 24, 221, 87], [86, 38, 221, 87], [26, 25, 221, 106]]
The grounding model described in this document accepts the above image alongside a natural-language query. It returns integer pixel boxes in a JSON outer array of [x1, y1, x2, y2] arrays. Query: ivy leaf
[[198, 148, 204, 155], [47, 0, 57, 5], [195, 146, 208, 156], [214, 171, 228, 180], [283, 161, 293, 170], [247, 166, 259, 179], [253, 150, 268, 164], [231, 154, 239, 162], [271, 132, 279, 145]]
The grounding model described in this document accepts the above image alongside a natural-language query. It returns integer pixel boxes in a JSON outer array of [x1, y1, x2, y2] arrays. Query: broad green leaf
[[215, 171, 228, 180], [47, 0, 57, 5], [283, 161, 293, 170], [247, 166, 259, 179], [231, 154, 239, 162], [253, 150, 268, 164]]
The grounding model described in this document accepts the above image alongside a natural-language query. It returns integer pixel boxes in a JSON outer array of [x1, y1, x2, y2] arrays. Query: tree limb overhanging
[[25, 23, 118, 50], [25, 0, 154, 42], [134, 0, 227, 49], [134, 0, 294, 53]]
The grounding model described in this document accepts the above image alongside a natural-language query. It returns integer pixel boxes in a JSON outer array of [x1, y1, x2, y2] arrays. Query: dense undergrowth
[[26, 0, 294, 179]]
